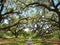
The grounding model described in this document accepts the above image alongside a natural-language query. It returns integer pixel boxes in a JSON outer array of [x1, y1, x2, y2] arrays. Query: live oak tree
[[0, 0, 60, 39], [0, 0, 60, 29]]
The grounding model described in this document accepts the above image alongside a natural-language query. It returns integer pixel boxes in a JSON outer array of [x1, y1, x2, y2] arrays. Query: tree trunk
[[59, 16, 60, 29], [57, 12, 60, 30], [0, 15, 2, 22], [15, 34, 18, 38], [14, 33, 18, 38], [57, 12, 60, 45], [11, 31, 18, 38], [11, 30, 18, 38]]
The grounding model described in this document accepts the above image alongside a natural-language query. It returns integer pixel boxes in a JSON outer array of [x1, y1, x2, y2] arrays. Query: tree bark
[[15, 34, 18, 38], [57, 12, 60, 45], [57, 12, 60, 30], [14, 31, 18, 38]]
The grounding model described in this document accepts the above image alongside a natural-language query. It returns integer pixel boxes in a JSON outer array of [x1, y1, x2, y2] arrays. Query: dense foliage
[[0, 0, 60, 45]]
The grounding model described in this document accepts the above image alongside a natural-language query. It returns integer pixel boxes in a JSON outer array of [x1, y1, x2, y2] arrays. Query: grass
[[0, 40, 26, 45], [0, 42, 24, 45], [0, 38, 27, 45], [32, 38, 54, 45]]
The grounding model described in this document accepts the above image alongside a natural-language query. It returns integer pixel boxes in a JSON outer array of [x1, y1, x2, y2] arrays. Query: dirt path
[[24, 37, 33, 45], [0, 38, 60, 44]]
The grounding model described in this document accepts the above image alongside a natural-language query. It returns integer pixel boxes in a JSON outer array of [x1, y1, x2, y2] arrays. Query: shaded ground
[[0, 38, 20, 44], [0, 38, 60, 45], [34, 39, 60, 44]]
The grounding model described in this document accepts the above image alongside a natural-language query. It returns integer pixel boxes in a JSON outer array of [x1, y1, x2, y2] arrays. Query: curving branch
[[18, 0, 26, 6], [25, 2, 51, 10], [2, 11, 21, 19], [0, 1, 60, 30], [24, 2, 55, 12], [0, 0, 6, 22], [24, 2, 60, 15], [2, 2, 56, 19], [0, 17, 27, 30], [51, 0, 56, 8], [56, 2, 60, 8], [2, 12, 20, 16], [0, 0, 6, 13], [0, 0, 4, 13]]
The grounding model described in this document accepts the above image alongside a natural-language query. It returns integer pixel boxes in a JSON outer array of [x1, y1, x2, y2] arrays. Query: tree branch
[[2, 2, 56, 19], [24, 2, 55, 12], [0, 2, 59, 30], [18, 0, 26, 6], [2, 11, 20, 19], [0, 18, 27, 30], [0, 0, 5, 13], [51, 0, 56, 7], [56, 2, 60, 8], [24, 2, 60, 15], [2, 12, 20, 15]]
